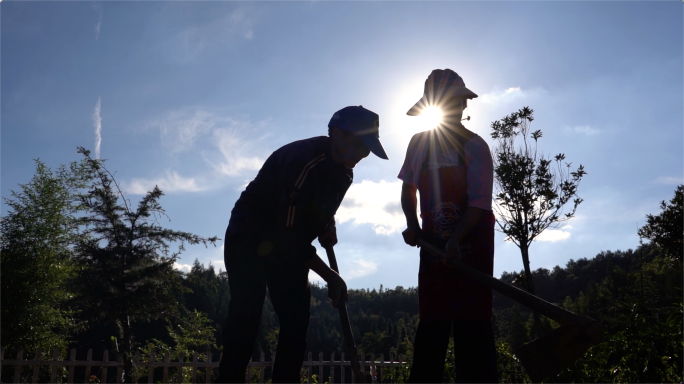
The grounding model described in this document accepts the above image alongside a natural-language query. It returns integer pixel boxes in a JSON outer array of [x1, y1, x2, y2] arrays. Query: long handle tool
[[417, 239, 604, 382], [324, 245, 366, 383]]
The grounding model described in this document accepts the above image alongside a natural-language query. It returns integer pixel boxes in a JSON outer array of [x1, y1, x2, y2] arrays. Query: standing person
[[217, 106, 388, 383], [398, 69, 498, 383]]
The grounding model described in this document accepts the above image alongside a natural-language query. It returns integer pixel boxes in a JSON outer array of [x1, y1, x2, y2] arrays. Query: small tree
[[490, 107, 586, 336], [638, 185, 683, 263], [72, 147, 218, 383], [0, 159, 89, 359]]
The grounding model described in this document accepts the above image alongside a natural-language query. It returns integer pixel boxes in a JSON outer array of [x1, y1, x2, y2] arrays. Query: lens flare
[[420, 106, 443, 128]]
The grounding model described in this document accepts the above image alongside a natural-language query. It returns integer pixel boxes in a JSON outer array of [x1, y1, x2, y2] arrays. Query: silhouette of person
[[399, 69, 498, 383], [217, 106, 388, 383]]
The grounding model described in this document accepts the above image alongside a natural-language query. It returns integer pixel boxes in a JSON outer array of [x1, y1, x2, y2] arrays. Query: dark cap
[[407, 69, 478, 116], [328, 106, 388, 160]]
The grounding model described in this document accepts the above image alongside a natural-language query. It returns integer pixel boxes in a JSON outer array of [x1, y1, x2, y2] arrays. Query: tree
[[638, 185, 683, 263], [71, 147, 218, 383], [490, 106, 586, 336], [0, 159, 89, 358]]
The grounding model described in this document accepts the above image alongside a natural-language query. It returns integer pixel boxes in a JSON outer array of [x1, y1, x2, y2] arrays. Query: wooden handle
[[324, 245, 366, 383], [416, 239, 587, 326]]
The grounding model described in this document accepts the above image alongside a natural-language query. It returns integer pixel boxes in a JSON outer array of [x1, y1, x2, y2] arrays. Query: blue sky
[[2, 1, 682, 290]]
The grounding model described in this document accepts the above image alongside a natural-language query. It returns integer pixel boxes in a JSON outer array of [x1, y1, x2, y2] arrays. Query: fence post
[[340, 352, 345, 384], [370, 353, 375, 383], [116, 353, 123, 384], [162, 351, 169, 384], [330, 352, 335, 384], [206, 351, 212, 384], [259, 350, 265, 384], [147, 350, 155, 384], [318, 352, 324, 382], [13, 347, 24, 384], [177, 352, 184, 384], [100, 349, 108, 384], [307, 352, 312, 384], [191, 351, 198, 384], [49, 348, 59, 384], [31, 347, 42, 384]]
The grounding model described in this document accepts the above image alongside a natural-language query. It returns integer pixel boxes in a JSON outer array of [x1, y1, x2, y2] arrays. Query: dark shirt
[[228, 136, 353, 265]]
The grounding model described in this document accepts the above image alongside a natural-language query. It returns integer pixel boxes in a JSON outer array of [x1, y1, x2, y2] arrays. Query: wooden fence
[[1, 347, 407, 383]]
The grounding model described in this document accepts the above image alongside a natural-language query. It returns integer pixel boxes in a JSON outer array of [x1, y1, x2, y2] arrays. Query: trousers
[[408, 319, 498, 383], [217, 233, 311, 383]]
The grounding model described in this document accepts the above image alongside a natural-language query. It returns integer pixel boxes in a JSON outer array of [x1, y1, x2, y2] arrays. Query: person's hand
[[444, 236, 463, 266], [327, 270, 348, 308], [402, 226, 422, 247], [318, 222, 338, 248]]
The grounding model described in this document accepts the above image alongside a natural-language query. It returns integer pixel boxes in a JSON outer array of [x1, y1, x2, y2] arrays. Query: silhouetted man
[[217, 106, 388, 383], [399, 69, 498, 383]]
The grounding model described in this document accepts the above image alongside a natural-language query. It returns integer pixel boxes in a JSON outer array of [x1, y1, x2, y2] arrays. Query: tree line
[[2, 106, 682, 382]]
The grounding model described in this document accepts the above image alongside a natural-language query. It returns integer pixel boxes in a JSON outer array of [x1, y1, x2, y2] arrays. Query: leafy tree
[[638, 185, 683, 263], [1, 159, 89, 358], [490, 106, 586, 336], [71, 147, 218, 383]]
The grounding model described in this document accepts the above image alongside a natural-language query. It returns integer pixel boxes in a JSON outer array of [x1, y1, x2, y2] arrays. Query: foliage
[[490, 106, 586, 336], [138, 309, 219, 383], [0, 159, 90, 360], [638, 184, 683, 263], [70, 147, 218, 382]]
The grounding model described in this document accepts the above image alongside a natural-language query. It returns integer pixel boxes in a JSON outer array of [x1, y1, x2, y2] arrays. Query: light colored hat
[[407, 69, 478, 116]]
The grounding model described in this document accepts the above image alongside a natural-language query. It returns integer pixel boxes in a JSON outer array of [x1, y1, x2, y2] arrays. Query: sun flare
[[419, 106, 443, 128]]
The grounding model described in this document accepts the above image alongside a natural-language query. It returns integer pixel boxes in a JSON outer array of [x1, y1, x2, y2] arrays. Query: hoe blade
[[515, 321, 604, 382]]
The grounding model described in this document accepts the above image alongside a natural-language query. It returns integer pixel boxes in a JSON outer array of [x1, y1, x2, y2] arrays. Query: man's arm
[[303, 253, 347, 308], [401, 182, 421, 246]]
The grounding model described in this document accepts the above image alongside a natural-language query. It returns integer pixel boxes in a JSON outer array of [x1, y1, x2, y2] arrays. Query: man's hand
[[327, 271, 348, 308], [445, 236, 463, 265], [402, 226, 422, 247], [318, 221, 338, 248]]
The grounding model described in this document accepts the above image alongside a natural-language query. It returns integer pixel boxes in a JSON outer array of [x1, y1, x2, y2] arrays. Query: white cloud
[[336, 180, 404, 235], [125, 171, 205, 195], [210, 128, 265, 176], [565, 125, 600, 136], [480, 87, 524, 105], [92, 97, 102, 159], [146, 108, 216, 153], [173, 262, 192, 273], [344, 258, 379, 279], [655, 176, 684, 185], [93, 3, 102, 40], [535, 229, 571, 242], [210, 260, 225, 273]]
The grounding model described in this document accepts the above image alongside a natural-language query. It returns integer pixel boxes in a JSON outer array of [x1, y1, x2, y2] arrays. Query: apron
[[417, 130, 495, 320]]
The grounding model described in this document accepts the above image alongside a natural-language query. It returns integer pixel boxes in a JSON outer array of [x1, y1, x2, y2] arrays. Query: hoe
[[417, 239, 605, 382]]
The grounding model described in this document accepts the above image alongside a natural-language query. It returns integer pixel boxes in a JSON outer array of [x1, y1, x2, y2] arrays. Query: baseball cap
[[407, 69, 478, 116], [328, 106, 389, 160]]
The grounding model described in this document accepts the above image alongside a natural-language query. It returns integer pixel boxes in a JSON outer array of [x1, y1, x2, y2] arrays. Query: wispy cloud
[[125, 171, 205, 195], [565, 125, 600, 136], [93, 97, 102, 159], [336, 180, 404, 235], [345, 258, 379, 279], [535, 228, 571, 242], [210, 128, 264, 176], [480, 87, 523, 105], [92, 3, 103, 40], [146, 108, 216, 153], [655, 176, 684, 185]]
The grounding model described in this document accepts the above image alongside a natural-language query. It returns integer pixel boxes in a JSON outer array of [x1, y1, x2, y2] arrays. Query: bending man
[[217, 106, 388, 383]]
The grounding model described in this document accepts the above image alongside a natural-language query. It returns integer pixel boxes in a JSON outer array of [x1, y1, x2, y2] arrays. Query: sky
[[2, 1, 682, 290]]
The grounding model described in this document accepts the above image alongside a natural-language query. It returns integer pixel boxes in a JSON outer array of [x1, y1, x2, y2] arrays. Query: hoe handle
[[324, 245, 366, 383], [417, 239, 587, 326]]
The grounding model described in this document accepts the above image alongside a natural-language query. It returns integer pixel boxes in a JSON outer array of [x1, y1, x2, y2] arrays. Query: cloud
[[93, 3, 103, 40], [344, 258, 379, 279], [125, 171, 205, 195], [146, 108, 216, 153], [535, 228, 571, 242], [92, 97, 102, 159], [655, 176, 684, 185], [210, 128, 265, 176], [173, 262, 192, 273], [336, 180, 405, 235], [479, 87, 524, 105], [565, 125, 600, 136]]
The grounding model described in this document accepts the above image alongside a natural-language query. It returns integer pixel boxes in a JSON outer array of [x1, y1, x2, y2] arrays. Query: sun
[[419, 106, 443, 128]]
